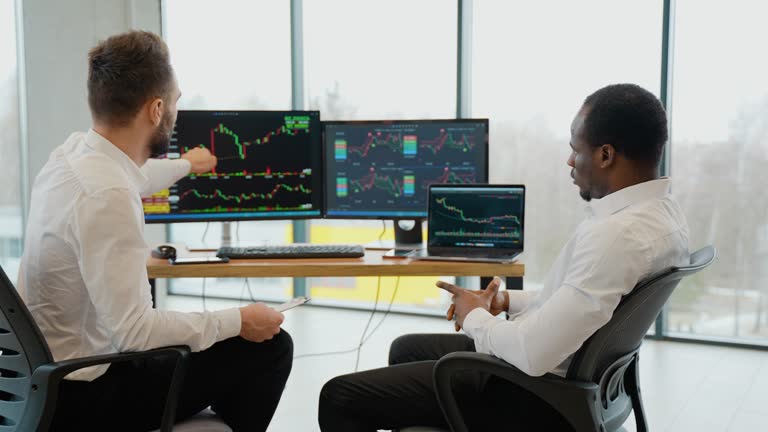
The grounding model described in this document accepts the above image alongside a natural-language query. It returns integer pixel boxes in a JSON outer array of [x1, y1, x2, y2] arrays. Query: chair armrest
[[433, 352, 600, 432], [28, 346, 190, 432], [35, 346, 190, 379]]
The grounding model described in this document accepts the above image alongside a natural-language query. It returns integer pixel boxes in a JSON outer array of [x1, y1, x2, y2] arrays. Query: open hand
[[438, 277, 507, 331]]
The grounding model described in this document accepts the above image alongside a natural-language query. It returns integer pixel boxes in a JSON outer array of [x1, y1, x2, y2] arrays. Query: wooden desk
[[147, 249, 524, 279]]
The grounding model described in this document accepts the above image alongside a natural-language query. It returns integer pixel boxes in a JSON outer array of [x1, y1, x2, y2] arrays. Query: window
[[667, 0, 768, 344], [0, 0, 22, 282], [163, 0, 292, 110], [163, 0, 294, 302], [471, 0, 663, 292], [303, 0, 457, 120], [303, 0, 459, 312]]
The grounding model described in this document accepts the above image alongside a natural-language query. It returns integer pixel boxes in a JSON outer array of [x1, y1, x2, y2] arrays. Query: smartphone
[[171, 256, 230, 265], [275, 296, 311, 312], [383, 248, 415, 259]]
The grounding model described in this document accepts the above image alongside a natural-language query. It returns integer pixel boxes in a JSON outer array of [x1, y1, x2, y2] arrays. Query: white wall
[[20, 0, 161, 185], [19, 0, 164, 244]]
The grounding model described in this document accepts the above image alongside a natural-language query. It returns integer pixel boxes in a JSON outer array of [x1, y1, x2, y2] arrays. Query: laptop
[[409, 184, 525, 263]]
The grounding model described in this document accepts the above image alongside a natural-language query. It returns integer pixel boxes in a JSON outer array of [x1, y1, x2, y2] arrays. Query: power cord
[[353, 276, 383, 371], [378, 219, 387, 243], [202, 277, 207, 311], [240, 277, 257, 305], [294, 276, 383, 364], [294, 275, 401, 372], [362, 276, 401, 345], [201, 222, 210, 247]]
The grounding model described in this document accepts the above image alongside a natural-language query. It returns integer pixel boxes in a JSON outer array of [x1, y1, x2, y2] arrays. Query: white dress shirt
[[19, 129, 241, 381], [462, 178, 689, 377]]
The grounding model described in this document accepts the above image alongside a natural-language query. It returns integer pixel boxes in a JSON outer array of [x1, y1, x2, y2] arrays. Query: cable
[[201, 222, 210, 246], [378, 219, 387, 243], [353, 276, 383, 372], [236, 221, 241, 244], [293, 347, 361, 359], [239, 279, 247, 307], [363, 276, 400, 345], [201, 277, 207, 311], [239, 277, 259, 307], [245, 278, 257, 302], [295, 222, 391, 363], [294, 276, 383, 362], [294, 276, 401, 368]]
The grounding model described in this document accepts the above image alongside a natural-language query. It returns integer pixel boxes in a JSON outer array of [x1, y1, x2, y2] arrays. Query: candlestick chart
[[429, 189, 524, 248], [143, 111, 322, 221], [325, 120, 488, 217]]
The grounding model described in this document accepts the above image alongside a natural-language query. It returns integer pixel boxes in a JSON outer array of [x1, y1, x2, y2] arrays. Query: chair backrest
[[566, 246, 716, 383], [0, 265, 53, 429]]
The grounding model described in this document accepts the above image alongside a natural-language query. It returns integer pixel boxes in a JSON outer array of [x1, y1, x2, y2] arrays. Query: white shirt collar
[[587, 177, 671, 219], [84, 128, 149, 192]]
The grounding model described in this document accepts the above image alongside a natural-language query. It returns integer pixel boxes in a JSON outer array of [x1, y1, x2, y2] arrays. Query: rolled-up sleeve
[[72, 188, 240, 352]]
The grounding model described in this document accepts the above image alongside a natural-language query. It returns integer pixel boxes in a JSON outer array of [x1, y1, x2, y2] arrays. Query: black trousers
[[51, 332, 293, 432], [319, 333, 571, 431]]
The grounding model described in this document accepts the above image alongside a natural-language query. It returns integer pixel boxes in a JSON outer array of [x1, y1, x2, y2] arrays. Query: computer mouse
[[151, 245, 177, 260]]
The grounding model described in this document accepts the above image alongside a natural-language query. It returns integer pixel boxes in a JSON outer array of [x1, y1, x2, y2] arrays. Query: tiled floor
[[165, 296, 768, 432]]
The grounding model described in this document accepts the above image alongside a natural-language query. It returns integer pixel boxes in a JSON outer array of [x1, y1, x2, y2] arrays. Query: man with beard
[[319, 84, 690, 431], [19, 31, 292, 432]]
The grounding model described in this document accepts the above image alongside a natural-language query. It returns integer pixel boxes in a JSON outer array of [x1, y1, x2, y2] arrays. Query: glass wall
[[471, 0, 663, 290], [303, 0, 456, 120], [667, 0, 768, 344], [303, 0, 458, 312], [157, 0, 768, 346], [163, 0, 294, 302], [0, 0, 23, 283]]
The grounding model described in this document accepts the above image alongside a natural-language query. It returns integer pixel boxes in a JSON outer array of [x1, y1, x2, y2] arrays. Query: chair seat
[[150, 408, 232, 432]]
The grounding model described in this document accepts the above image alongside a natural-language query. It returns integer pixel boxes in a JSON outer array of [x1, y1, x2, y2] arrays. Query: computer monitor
[[323, 119, 489, 218], [323, 119, 488, 245], [143, 110, 323, 223]]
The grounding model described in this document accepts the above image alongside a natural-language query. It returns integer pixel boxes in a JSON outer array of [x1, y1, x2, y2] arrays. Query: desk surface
[[147, 249, 524, 279]]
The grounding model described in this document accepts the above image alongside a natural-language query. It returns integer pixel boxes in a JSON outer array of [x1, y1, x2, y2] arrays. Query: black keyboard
[[217, 244, 365, 259]]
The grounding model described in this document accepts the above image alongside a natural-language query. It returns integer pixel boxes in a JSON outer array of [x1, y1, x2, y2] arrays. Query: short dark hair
[[582, 84, 668, 167], [87, 31, 173, 127]]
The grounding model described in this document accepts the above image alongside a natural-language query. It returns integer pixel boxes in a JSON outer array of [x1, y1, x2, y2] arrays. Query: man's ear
[[600, 144, 616, 168], [149, 98, 164, 127]]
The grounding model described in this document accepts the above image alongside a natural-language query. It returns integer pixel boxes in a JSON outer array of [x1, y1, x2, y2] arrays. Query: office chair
[[427, 245, 716, 432], [0, 265, 230, 432]]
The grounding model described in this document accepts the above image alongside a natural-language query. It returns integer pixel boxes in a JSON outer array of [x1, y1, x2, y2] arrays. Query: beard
[[579, 189, 592, 202], [148, 109, 174, 158]]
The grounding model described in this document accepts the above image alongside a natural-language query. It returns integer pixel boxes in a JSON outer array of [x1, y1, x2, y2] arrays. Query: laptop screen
[[427, 185, 525, 253]]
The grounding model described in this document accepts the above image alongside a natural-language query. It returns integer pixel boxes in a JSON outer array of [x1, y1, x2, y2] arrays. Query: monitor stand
[[221, 221, 233, 247], [394, 219, 423, 248], [365, 219, 425, 250]]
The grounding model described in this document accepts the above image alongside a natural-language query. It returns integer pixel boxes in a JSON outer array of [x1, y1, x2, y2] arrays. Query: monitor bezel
[[321, 118, 490, 220], [143, 109, 325, 224], [426, 183, 526, 255]]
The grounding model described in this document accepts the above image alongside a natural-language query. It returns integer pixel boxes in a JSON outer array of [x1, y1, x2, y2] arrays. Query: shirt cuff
[[176, 158, 192, 175], [215, 307, 242, 340], [462, 307, 496, 340]]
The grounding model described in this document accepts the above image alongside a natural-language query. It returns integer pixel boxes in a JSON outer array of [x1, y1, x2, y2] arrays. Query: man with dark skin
[[442, 91, 662, 326], [319, 83, 689, 431]]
